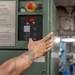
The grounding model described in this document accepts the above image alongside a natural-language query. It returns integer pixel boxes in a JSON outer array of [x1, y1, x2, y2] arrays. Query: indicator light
[[33, 22, 35, 24], [26, 22, 29, 25], [38, 4, 42, 9]]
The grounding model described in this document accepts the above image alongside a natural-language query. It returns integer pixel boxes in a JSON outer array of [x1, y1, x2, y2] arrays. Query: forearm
[[0, 32, 54, 75], [0, 50, 35, 75], [15, 50, 35, 75]]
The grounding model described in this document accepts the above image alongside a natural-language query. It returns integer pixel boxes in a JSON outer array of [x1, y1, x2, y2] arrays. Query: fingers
[[43, 47, 52, 54], [42, 37, 55, 49], [46, 42, 54, 49], [46, 47, 52, 51], [41, 32, 53, 42], [46, 38, 55, 45], [44, 38, 55, 52], [29, 38, 33, 43]]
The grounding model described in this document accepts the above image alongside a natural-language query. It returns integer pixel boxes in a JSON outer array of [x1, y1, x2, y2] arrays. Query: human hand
[[28, 32, 55, 58]]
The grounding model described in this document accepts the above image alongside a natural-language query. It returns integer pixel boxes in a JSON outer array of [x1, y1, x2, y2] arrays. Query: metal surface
[[54, 0, 75, 6], [0, 0, 50, 49], [0, 0, 57, 75], [50, 0, 59, 75]]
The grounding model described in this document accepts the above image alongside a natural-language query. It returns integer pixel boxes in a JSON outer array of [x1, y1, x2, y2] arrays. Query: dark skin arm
[[0, 32, 55, 75]]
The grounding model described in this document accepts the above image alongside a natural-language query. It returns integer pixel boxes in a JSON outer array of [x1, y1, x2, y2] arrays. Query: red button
[[26, 2, 36, 12], [26, 2, 33, 9], [29, 18, 35, 22], [38, 4, 42, 9]]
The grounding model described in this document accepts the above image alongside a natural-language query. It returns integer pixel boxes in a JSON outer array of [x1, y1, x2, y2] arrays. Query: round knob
[[43, 69, 46, 73], [33, 33, 37, 36], [26, 2, 36, 12], [33, 27, 37, 30]]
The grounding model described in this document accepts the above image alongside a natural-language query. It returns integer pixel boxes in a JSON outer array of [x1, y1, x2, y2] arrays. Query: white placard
[[34, 56, 45, 62], [24, 26, 30, 32], [0, 1, 16, 46]]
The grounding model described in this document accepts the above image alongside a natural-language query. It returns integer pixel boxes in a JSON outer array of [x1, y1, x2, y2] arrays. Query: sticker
[[24, 26, 30, 32], [34, 56, 45, 62], [0, 1, 16, 46]]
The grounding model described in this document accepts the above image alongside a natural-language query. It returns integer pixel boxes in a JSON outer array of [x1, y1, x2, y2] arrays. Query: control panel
[[0, 0, 57, 75], [19, 1, 43, 13], [0, 0, 44, 49], [18, 0, 43, 42], [18, 15, 42, 41]]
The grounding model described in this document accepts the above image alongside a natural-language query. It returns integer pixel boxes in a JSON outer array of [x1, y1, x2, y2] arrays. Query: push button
[[26, 2, 36, 12], [38, 4, 42, 9], [29, 18, 35, 22], [33, 27, 37, 30]]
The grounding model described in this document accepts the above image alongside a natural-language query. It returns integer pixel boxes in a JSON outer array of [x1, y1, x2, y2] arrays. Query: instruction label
[[0, 1, 16, 46]]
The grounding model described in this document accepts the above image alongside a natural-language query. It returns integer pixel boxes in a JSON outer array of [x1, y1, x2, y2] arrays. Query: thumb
[[29, 38, 33, 43]]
